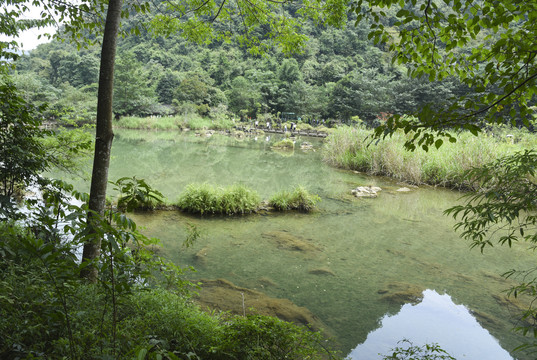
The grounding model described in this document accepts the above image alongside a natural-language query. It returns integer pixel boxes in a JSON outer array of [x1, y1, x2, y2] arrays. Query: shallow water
[[60, 129, 536, 359]]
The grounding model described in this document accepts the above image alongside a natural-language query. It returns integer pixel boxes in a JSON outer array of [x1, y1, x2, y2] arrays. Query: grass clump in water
[[272, 138, 295, 149], [177, 183, 260, 215], [269, 186, 321, 212]]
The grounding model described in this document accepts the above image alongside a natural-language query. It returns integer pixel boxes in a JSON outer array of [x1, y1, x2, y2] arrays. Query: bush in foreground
[[269, 186, 321, 212], [0, 222, 337, 360], [177, 183, 261, 215]]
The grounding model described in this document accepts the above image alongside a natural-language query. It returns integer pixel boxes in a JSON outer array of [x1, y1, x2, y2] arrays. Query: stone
[[262, 230, 321, 253], [396, 187, 411, 192], [300, 142, 314, 150], [378, 282, 424, 306], [194, 278, 331, 333], [351, 186, 382, 198], [194, 246, 210, 264], [308, 267, 336, 276]]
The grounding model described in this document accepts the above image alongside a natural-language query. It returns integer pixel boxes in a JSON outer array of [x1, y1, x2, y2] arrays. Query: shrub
[[177, 183, 260, 215], [269, 186, 321, 212], [111, 176, 164, 211]]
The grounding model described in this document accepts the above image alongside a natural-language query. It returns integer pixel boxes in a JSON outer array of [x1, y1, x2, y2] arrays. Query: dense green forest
[[12, 9, 470, 126]]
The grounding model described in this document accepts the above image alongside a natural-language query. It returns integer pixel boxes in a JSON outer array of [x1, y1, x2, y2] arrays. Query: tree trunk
[[80, 0, 122, 282]]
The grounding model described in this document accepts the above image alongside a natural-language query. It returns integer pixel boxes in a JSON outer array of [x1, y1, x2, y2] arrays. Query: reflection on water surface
[[56, 130, 535, 359], [350, 289, 513, 359]]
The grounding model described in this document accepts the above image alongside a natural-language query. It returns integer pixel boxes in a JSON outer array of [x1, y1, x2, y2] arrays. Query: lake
[[58, 128, 536, 359]]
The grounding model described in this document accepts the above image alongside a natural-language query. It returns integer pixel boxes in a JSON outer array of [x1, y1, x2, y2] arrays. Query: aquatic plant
[[269, 186, 321, 212], [272, 138, 295, 149], [177, 183, 260, 215]]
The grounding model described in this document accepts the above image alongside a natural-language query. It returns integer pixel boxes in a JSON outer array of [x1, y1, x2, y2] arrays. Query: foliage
[[443, 150, 537, 345], [12, 5, 470, 123], [177, 183, 261, 215], [216, 314, 338, 360], [0, 79, 50, 214], [0, 178, 184, 359], [446, 150, 537, 250], [113, 51, 158, 117], [350, 0, 537, 149], [115, 115, 235, 131], [111, 176, 165, 212], [269, 186, 321, 212], [0, 219, 335, 359], [381, 340, 456, 360]]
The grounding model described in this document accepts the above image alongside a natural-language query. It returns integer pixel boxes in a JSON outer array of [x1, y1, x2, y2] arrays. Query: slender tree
[[80, 0, 123, 281]]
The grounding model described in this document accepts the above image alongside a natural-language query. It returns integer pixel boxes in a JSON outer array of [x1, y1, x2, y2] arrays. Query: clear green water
[[60, 129, 536, 359]]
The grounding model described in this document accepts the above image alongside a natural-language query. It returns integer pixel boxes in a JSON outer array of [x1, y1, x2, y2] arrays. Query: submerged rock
[[300, 142, 315, 150], [194, 278, 330, 333], [257, 277, 278, 288], [378, 282, 424, 306], [194, 246, 210, 265], [352, 186, 382, 198], [396, 187, 412, 192], [308, 267, 336, 276], [262, 230, 320, 253]]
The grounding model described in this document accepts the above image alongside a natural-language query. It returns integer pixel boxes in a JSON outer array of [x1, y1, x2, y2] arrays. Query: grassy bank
[[115, 115, 235, 131], [322, 126, 537, 189]]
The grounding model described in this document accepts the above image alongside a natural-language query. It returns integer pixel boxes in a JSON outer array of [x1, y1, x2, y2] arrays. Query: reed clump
[[177, 183, 260, 215], [269, 186, 321, 212], [322, 125, 537, 189]]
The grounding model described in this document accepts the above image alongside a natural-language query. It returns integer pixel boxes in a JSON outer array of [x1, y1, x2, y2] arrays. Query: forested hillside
[[12, 8, 469, 126]]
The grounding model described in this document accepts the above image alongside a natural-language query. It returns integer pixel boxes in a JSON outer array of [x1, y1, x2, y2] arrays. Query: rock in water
[[351, 186, 382, 198], [194, 278, 331, 334], [262, 230, 320, 253]]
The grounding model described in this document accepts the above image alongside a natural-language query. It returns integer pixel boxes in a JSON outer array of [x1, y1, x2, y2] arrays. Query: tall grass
[[115, 115, 234, 131], [322, 126, 537, 189], [269, 186, 321, 212], [177, 183, 261, 215]]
